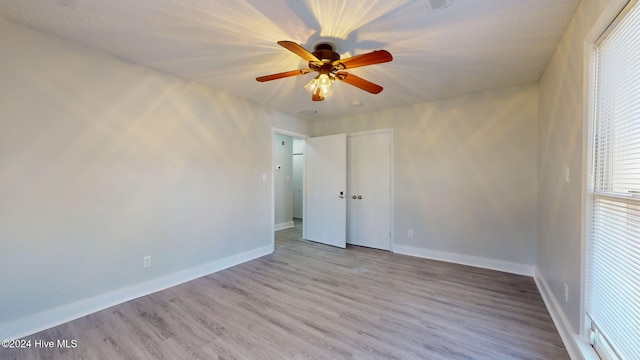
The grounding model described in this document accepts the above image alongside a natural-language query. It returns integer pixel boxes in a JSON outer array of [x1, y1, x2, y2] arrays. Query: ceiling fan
[[256, 41, 393, 101]]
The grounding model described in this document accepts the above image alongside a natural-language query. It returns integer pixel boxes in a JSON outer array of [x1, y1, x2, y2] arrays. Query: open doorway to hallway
[[273, 132, 305, 247]]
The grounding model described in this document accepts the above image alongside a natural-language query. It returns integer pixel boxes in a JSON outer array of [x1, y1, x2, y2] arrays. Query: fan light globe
[[304, 77, 319, 94], [318, 74, 331, 88], [319, 86, 333, 97]]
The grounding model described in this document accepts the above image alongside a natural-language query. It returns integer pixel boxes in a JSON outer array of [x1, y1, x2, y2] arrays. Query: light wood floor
[[2, 222, 568, 359]]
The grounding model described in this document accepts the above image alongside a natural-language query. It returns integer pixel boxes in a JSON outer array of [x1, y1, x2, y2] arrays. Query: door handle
[[352, 195, 357, 199], [358, 195, 363, 200]]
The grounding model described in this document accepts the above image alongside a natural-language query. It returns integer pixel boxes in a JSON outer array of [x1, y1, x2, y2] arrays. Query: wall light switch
[[565, 166, 570, 183]]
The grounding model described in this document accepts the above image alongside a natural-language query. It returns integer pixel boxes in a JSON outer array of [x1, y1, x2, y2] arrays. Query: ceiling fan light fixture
[[305, 74, 334, 98], [258, 40, 392, 101]]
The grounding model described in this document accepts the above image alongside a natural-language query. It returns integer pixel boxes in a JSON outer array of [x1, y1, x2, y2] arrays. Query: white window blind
[[587, 1, 640, 360]]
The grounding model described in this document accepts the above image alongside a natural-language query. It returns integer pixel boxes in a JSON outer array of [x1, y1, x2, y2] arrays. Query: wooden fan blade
[[337, 72, 383, 94], [333, 50, 392, 70], [278, 41, 320, 62], [256, 68, 311, 82]]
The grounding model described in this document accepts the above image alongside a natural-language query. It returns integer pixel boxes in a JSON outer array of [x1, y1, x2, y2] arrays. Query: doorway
[[292, 139, 304, 221], [272, 129, 307, 249], [271, 129, 393, 252]]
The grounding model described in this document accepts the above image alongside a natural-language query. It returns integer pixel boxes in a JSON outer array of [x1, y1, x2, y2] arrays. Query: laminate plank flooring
[[2, 221, 569, 359]]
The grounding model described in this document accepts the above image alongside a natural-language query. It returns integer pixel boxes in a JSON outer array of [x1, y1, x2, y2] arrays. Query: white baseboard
[[393, 245, 534, 276], [274, 221, 294, 231], [0, 244, 273, 341], [534, 268, 587, 360]]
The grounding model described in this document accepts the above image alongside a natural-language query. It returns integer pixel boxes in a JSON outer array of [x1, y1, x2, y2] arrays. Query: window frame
[[582, 1, 640, 359]]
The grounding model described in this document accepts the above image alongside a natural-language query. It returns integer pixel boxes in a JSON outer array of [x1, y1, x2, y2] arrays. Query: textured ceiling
[[0, 0, 580, 120]]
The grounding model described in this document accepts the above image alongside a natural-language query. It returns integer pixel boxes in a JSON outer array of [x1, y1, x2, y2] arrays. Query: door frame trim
[[271, 128, 309, 252], [347, 128, 394, 251]]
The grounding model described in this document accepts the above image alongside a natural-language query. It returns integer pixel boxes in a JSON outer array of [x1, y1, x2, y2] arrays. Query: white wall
[[273, 134, 294, 229], [536, 0, 614, 340], [292, 139, 305, 154], [0, 18, 311, 336], [315, 84, 538, 274]]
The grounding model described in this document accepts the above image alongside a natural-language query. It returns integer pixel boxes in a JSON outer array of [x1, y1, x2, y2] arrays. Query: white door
[[305, 134, 347, 248], [347, 132, 391, 250]]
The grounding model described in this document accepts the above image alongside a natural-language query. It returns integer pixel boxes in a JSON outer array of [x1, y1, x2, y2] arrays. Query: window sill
[[574, 334, 600, 360]]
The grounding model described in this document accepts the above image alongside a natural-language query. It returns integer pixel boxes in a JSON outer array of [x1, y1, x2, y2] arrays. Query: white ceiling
[[0, 0, 580, 120]]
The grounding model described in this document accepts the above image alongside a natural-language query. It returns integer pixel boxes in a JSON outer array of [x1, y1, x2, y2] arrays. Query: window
[[587, 1, 640, 359]]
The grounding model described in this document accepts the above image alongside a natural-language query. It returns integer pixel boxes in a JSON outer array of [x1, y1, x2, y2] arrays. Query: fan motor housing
[[312, 43, 340, 63]]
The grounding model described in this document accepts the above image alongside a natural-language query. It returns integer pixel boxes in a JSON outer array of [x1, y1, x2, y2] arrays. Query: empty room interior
[[1, 0, 638, 359]]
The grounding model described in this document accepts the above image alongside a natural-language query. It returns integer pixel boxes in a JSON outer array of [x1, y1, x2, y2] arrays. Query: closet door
[[347, 132, 391, 250], [305, 134, 347, 248]]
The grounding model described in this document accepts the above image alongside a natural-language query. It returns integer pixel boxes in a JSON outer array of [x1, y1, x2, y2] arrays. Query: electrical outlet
[[144, 256, 151, 268], [563, 283, 569, 302], [408, 229, 413, 238]]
